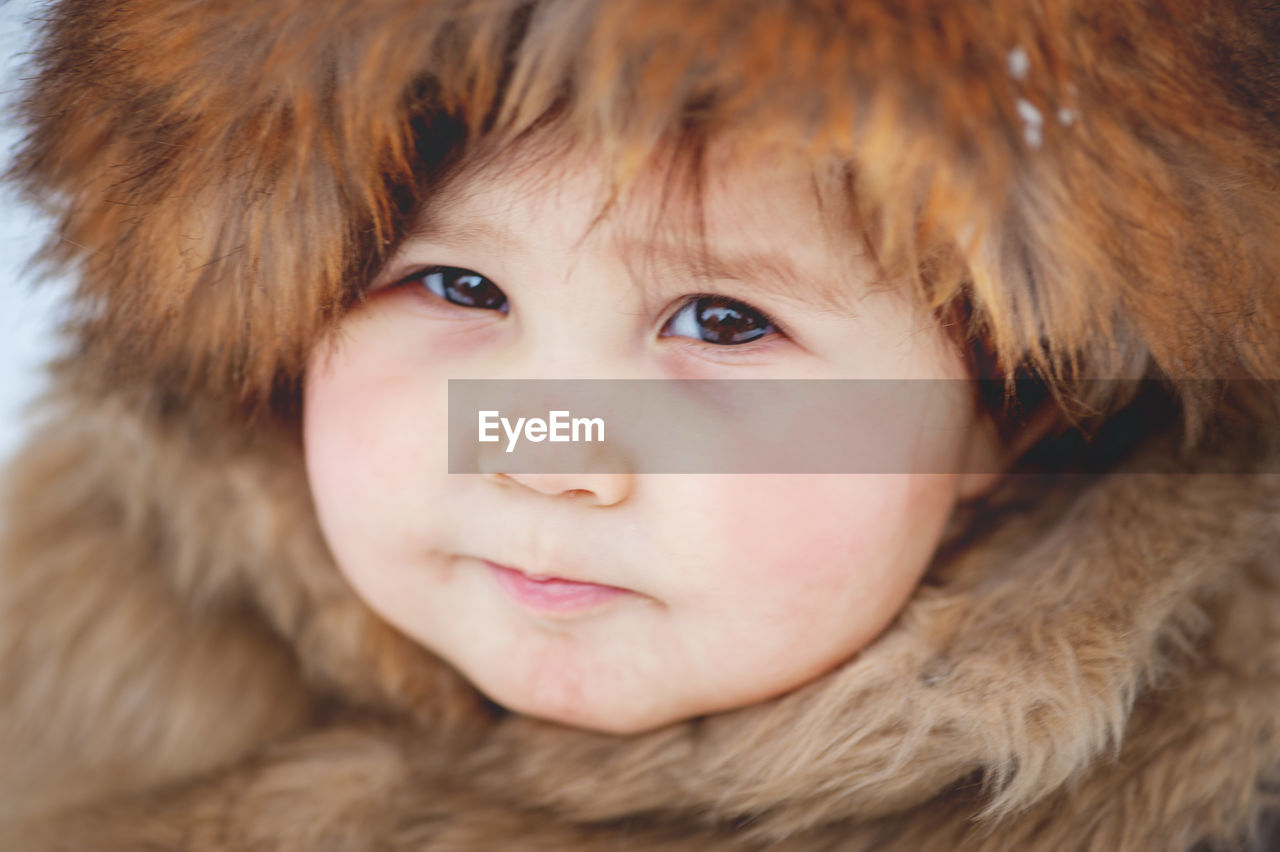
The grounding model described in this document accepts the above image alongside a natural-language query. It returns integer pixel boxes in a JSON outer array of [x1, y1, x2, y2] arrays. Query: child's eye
[[661, 295, 779, 345], [413, 265, 509, 313]]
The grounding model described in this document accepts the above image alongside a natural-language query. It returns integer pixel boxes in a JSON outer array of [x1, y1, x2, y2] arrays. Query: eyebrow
[[408, 216, 864, 316], [616, 237, 863, 316], [409, 219, 524, 256]]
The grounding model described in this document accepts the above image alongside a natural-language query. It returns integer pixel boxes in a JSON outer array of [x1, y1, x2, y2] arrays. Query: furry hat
[[10, 0, 1280, 425]]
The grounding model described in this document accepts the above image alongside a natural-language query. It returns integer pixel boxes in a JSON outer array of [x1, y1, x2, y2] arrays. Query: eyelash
[[400, 265, 786, 347]]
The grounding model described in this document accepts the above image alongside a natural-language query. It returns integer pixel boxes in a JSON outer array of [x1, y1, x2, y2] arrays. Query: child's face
[[303, 139, 1001, 734]]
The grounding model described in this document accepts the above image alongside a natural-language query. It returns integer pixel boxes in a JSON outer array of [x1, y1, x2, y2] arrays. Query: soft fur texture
[[2, 0, 1280, 849]]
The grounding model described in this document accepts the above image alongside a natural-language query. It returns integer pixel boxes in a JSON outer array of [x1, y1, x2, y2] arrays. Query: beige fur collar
[[2, 373, 1278, 850]]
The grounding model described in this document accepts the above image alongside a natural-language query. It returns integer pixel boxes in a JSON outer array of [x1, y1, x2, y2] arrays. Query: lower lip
[[484, 561, 631, 614]]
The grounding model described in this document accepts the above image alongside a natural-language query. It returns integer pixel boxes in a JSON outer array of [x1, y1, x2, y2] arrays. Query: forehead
[[408, 133, 879, 314]]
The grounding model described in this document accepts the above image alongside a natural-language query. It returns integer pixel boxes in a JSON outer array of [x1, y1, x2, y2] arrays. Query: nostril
[[492, 474, 630, 507], [487, 475, 595, 500]]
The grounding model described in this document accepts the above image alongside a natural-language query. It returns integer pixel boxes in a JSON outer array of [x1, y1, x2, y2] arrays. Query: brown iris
[[422, 266, 508, 312], [686, 296, 774, 344]]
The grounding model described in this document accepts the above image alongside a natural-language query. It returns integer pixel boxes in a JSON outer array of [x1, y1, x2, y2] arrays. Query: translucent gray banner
[[447, 379, 1279, 474]]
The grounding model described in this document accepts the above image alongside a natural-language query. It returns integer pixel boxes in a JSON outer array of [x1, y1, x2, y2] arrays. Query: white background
[[0, 0, 69, 465]]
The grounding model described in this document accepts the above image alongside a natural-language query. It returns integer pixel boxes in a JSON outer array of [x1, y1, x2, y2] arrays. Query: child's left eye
[[661, 295, 779, 345], [410, 265, 509, 313]]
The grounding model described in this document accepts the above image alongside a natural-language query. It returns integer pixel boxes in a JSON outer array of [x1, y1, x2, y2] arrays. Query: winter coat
[[2, 1, 1279, 850]]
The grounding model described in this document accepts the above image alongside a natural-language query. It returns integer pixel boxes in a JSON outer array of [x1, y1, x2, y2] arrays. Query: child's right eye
[[410, 265, 509, 313], [660, 295, 781, 346]]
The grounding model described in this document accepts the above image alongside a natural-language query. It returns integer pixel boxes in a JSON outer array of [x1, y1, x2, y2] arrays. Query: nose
[[487, 472, 632, 507]]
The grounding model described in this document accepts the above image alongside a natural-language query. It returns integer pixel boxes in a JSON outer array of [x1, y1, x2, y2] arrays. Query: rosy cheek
[[305, 338, 436, 537], [674, 478, 886, 601], [305, 374, 373, 541]]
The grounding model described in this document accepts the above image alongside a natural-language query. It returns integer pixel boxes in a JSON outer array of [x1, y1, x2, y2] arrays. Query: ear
[[955, 400, 1061, 500]]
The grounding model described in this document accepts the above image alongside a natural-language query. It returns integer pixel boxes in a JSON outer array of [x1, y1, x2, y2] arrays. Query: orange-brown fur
[[2, 0, 1280, 849]]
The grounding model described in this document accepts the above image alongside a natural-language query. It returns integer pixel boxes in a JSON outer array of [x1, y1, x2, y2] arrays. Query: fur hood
[[3, 0, 1280, 849], [3, 391, 1280, 851]]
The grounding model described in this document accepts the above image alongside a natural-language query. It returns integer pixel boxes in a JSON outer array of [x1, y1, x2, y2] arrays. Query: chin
[[491, 681, 683, 735]]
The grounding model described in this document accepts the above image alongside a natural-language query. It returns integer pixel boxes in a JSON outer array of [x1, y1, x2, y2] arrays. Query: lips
[[483, 560, 632, 615]]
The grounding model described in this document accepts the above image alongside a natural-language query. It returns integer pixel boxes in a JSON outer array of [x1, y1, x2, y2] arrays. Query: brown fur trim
[[8, 0, 1280, 426]]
